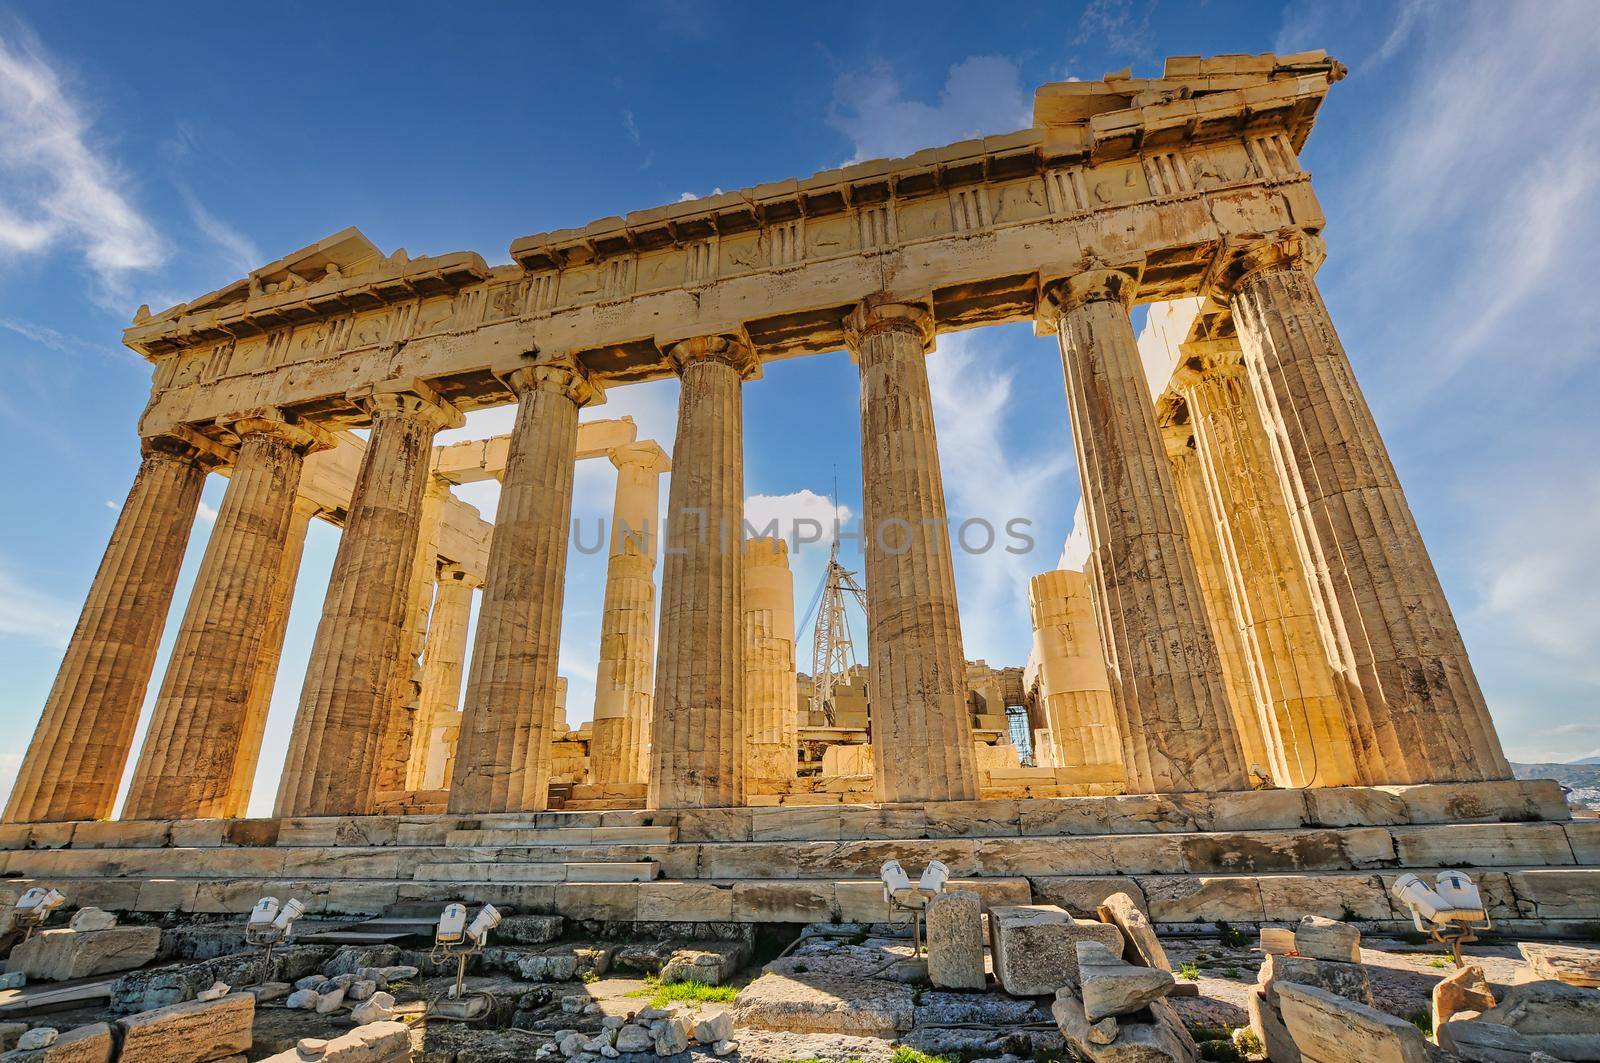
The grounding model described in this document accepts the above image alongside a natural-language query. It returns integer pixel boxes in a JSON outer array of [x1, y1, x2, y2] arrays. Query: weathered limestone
[[125, 412, 331, 821], [1294, 915, 1360, 963], [225, 497, 320, 819], [114, 991, 254, 1063], [1432, 963, 1495, 1030], [1174, 341, 1362, 788], [1275, 981, 1432, 1063], [1520, 942, 1600, 988], [591, 442, 669, 786], [989, 904, 1123, 995], [1077, 940, 1176, 1021], [1220, 231, 1511, 784], [408, 566, 478, 791], [257, 1020, 412, 1063], [5, 431, 223, 824], [277, 381, 463, 817], [1026, 569, 1123, 776], [845, 299, 979, 804], [743, 537, 798, 794], [925, 890, 986, 990], [2, 1022, 112, 1062], [380, 476, 450, 798], [6, 927, 161, 981], [451, 361, 600, 814], [650, 336, 757, 810], [1159, 420, 1274, 785], [1045, 267, 1248, 794]]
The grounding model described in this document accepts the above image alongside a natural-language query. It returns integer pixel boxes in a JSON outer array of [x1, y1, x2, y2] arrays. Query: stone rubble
[[1076, 940, 1176, 1022], [925, 890, 986, 991], [988, 905, 1123, 996]]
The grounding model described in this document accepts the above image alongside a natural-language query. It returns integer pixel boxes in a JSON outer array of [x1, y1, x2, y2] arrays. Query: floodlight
[[465, 903, 500, 946], [917, 860, 950, 895], [435, 903, 468, 946], [1433, 871, 1485, 918], [880, 859, 912, 901], [11, 887, 66, 940], [246, 896, 303, 960], [430, 903, 497, 1020], [1391, 871, 1491, 963]]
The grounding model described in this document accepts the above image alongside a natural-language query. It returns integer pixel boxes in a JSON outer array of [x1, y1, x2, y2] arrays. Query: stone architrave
[[742, 537, 798, 794], [276, 381, 463, 818], [1160, 419, 1275, 784], [1175, 340, 1363, 788], [114, 992, 254, 1063], [1221, 231, 1510, 785], [845, 299, 979, 804], [6, 927, 161, 981], [925, 890, 986, 990], [592, 442, 669, 786], [3, 430, 224, 824], [224, 496, 321, 818], [124, 411, 330, 821], [1045, 267, 1248, 794], [1027, 569, 1122, 775], [407, 565, 478, 791], [451, 360, 601, 814], [650, 336, 758, 810]]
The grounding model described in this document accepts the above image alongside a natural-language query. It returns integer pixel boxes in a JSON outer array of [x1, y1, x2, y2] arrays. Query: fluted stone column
[[126, 412, 331, 821], [649, 336, 757, 810], [1044, 268, 1248, 794], [845, 299, 979, 805], [591, 442, 669, 786], [450, 362, 600, 814], [3, 431, 223, 824], [407, 565, 478, 791], [381, 476, 450, 799], [1176, 341, 1362, 788], [1027, 569, 1122, 775], [743, 537, 798, 794], [1222, 232, 1509, 783], [224, 496, 321, 818], [276, 382, 462, 817], [1160, 420, 1275, 786]]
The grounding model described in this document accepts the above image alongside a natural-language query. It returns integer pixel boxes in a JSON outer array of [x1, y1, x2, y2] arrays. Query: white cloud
[[677, 187, 723, 203], [828, 55, 1030, 164], [1074, 0, 1154, 59], [0, 555, 76, 648], [103, 499, 116, 510], [0, 28, 164, 293], [927, 331, 1074, 659], [182, 188, 259, 276], [196, 501, 218, 523], [744, 489, 853, 554]]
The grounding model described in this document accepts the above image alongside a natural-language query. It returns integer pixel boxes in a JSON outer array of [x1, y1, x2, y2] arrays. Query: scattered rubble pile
[[3, 895, 1599, 1062]]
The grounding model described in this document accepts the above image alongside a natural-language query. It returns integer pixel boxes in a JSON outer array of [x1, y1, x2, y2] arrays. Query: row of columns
[[2, 228, 1508, 826]]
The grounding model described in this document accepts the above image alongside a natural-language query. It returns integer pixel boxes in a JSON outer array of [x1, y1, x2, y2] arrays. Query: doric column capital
[[1042, 266, 1141, 319], [505, 359, 605, 408], [668, 334, 761, 380], [140, 425, 233, 471], [1209, 228, 1326, 300], [843, 297, 934, 354], [1177, 338, 1247, 381], [610, 440, 671, 476], [1158, 419, 1195, 459], [347, 378, 465, 432], [219, 407, 336, 455]]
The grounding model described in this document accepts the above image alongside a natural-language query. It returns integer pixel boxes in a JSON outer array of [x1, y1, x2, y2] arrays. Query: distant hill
[[1512, 760, 1600, 811]]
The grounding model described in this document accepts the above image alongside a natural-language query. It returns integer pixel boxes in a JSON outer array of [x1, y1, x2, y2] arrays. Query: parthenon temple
[[4, 53, 1589, 935]]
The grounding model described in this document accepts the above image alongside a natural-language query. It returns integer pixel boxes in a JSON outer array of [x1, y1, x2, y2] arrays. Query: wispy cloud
[[1075, 0, 1154, 60], [621, 108, 640, 146], [0, 25, 164, 296], [828, 55, 1030, 164], [0, 555, 75, 648], [181, 187, 259, 276]]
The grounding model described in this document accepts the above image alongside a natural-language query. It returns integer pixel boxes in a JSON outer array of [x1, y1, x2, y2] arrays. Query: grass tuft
[[1178, 962, 1202, 981]]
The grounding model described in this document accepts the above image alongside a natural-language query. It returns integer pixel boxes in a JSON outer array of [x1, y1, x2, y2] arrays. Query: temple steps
[[410, 860, 658, 883], [444, 825, 676, 846]]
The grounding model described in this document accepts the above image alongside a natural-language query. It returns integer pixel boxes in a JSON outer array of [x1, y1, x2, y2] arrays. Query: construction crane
[[806, 538, 868, 725]]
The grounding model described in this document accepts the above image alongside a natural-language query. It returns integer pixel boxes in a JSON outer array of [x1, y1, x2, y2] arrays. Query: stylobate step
[[413, 860, 658, 883], [445, 825, 675, 846]]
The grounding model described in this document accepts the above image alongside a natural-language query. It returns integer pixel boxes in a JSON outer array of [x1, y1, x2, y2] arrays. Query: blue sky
[[2, 1, 1597, 814]]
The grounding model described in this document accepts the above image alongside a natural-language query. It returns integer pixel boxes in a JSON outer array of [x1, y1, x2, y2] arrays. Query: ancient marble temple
[[5, 51, 1512, 828]]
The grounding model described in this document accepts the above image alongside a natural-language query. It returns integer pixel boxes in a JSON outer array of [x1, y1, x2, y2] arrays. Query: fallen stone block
[[1275, 981, 1432, 1063], [315, 986, 346, 1014], [989, 905, 1123, 996], [730, 972, 913, 1036], [693, 1012, 732, 1044], [1052, 989, 1198, 1062], [653, 1016, 689, 1055], [1247, 986, 1298, 1063], [1479, 978, 1600, 1037], [611, 940, 681, 975], [109, 945, 327, 1014], [1519, 942, 1600, 989], [614, 1025, 653, 1053], [660, 941, 745, 986], [286, 989, 319, 1009], [352, 990, 396, 1025], [325, 945, 401, 978], [1257, 952, 1374, 1008], [115, 992, 254, 1063], [1077, 940, 1175, 1022], [66, 909, 116, 933], [1293, 915, 1360, 963], [926, 890, 985, 991], [496, 914, 565, 945], [256, 1021, 412, 1062], [0, 1022, 112, 1063], [1434, 963, 1497, 1030], [1096, 891, 1171, 971], [6, 928, 160, 982]]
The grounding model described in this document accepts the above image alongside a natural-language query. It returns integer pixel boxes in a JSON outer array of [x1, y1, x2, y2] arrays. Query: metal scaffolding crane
[[807, 538, 868, 725]]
